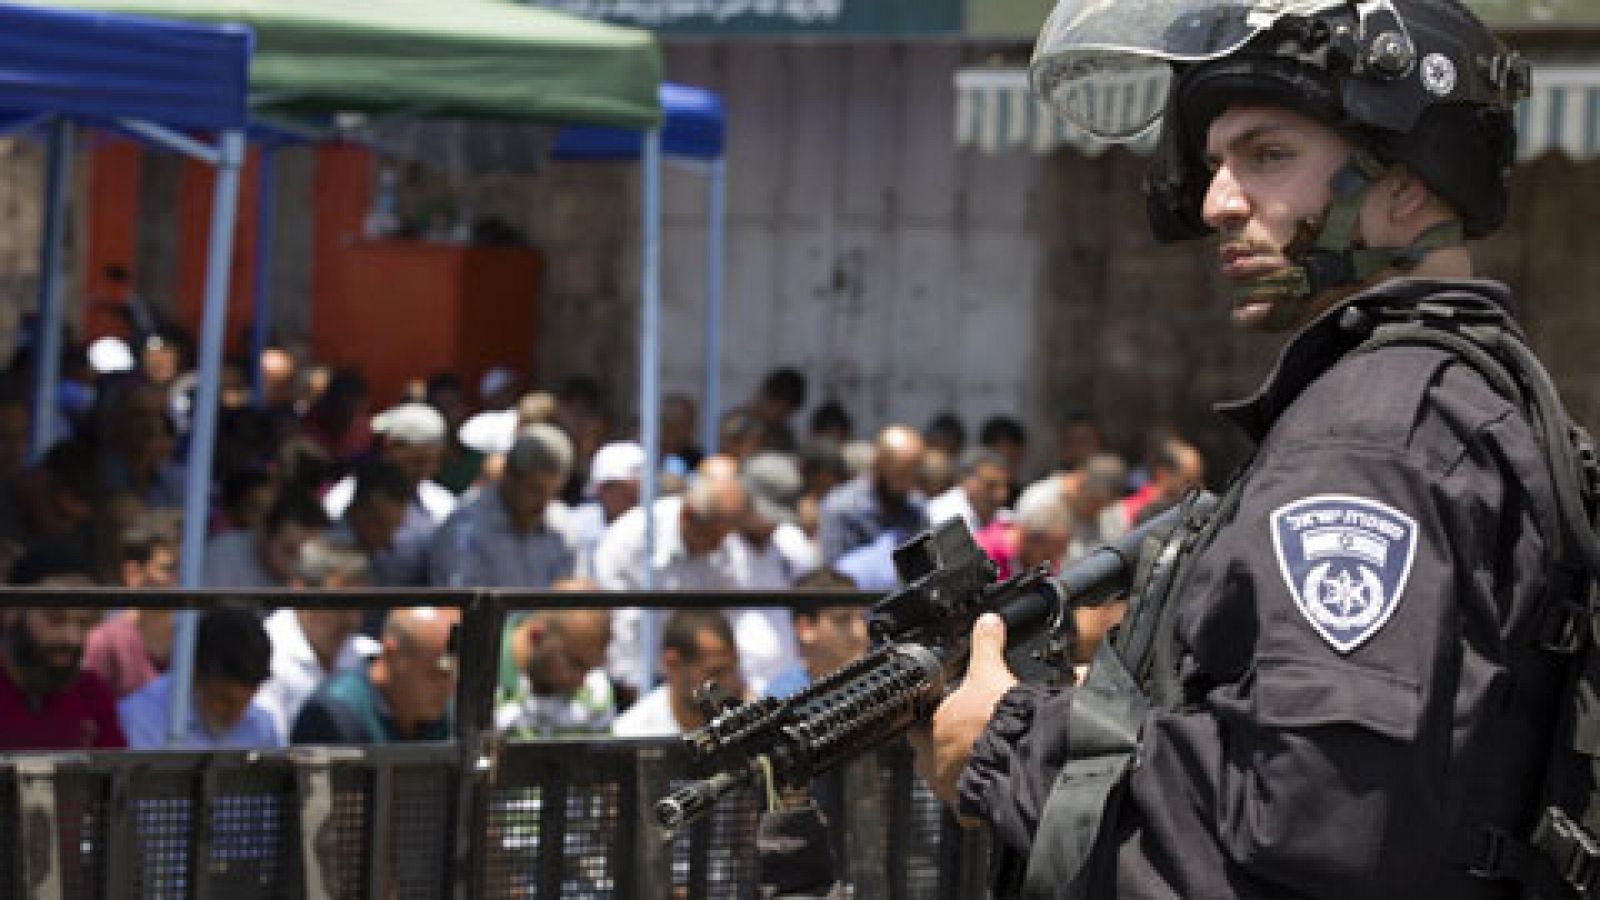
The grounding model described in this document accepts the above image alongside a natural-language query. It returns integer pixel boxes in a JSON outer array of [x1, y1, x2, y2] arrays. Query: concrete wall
[[1035, 148, 1279, 473], [649, 41, 1043, 442], [1478, 152, 1600, 429]]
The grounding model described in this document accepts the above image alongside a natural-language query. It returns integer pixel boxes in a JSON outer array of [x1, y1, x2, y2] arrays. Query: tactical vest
[[1019, 295, 1600, 900]]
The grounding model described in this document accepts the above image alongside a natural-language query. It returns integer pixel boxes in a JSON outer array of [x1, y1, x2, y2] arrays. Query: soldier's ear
[[1383, 166, 1435, 226]]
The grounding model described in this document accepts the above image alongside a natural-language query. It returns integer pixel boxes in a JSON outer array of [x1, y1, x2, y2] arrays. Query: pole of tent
[[168, 129, 247, 746], [701, 157, 725, 457], [637, 130, 663, 691], [28, 118, 73, 463], [250, 142, 278, 405]]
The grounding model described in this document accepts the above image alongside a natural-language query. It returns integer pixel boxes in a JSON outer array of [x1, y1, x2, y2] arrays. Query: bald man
[[291, 607, 459, 744], [495, 607, 616, 738], [258, 347, 295, 408], [817, 424, 929, 565]]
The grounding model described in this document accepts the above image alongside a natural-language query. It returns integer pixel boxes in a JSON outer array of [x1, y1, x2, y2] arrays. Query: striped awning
[[956, 64, 1600, 162], [954, 69, 1160, 157]]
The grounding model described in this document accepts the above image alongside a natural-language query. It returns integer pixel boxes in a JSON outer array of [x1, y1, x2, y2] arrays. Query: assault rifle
[[654, 497, 1210, 830]]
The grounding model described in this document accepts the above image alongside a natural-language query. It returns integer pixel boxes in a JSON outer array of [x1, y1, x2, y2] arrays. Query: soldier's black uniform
[[960, 278, 1569, 898]]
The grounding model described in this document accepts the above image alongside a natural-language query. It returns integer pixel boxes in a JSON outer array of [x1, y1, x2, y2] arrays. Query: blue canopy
[[0, 2, 251, 131], [553, 82, 723, 162], [3, 1, 254, 747]]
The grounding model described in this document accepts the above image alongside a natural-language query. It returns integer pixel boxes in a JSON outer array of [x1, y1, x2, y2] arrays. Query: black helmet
[[1031, 0, 1530, 242]]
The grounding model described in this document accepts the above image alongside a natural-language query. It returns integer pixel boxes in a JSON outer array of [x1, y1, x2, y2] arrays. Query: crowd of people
[[0, 333, 1207, 752]]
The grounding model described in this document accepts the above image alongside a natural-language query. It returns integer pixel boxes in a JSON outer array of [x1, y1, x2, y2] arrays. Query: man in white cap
[[87, 337, 136, 376], [321, 403, 457, 581], [564, 440, 645, 580]]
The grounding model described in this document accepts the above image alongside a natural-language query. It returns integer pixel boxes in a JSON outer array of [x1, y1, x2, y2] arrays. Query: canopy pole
[[113, 118, 222, 166], [28, 118, 73, 463], [250, 143, 278, 405], [637, 130, 663, 691], [169, 129, 247, 747], [701, 157, 725, 457]]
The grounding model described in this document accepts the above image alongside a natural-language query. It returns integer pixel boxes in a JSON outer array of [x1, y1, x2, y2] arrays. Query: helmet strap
[[1230, 149, 1466, 321]]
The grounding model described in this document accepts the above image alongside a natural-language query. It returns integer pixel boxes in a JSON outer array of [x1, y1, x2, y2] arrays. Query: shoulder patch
[[1269, 494, 1418, 654]]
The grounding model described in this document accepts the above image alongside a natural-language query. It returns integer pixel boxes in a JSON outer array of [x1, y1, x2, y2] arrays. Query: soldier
[[912, 1, 1575, 897]]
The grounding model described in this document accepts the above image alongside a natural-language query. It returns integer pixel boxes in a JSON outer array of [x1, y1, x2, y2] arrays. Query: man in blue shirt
[[427, 426, 574, 589], [119, 607, 282, 749], [817, 425, 928, 566]]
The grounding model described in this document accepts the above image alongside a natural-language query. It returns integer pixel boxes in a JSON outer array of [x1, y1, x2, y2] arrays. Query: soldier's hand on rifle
[[909, 613, 1018, 821]]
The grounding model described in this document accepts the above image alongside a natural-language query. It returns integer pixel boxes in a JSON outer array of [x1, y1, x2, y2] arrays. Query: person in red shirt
[[1120, 437, 1206, 527], [0, 541, 126, 750]]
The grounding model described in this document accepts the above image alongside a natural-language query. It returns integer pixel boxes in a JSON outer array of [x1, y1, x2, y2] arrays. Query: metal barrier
[[0, 741, 989, 900], [0, 587, 995, 898]]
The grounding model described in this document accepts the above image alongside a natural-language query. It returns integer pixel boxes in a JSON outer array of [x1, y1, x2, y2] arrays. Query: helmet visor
[[1029, 0, 1347, 139]]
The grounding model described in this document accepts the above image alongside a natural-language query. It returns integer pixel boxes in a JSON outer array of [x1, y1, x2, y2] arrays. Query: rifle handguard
[[654, 499, 1208, 830]]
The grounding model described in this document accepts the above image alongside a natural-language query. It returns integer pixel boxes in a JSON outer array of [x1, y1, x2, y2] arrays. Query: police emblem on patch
[[1270, 494, 1418, 654]]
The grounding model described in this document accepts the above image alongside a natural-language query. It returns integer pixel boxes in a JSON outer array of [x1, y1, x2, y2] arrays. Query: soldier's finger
[[968, 612, 1009, 675]]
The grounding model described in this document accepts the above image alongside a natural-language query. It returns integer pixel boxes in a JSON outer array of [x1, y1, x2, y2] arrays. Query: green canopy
[[43, 0, 662, 128]]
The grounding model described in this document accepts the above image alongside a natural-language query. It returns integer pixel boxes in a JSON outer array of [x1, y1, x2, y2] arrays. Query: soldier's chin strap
[[1231, 150, 1467, 321]]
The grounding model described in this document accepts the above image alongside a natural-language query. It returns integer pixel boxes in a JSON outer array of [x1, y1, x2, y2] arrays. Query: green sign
[[1468, 0, 1600, 27], [964, 0, 1600, 38], [964, 0, 1052, 39], [528, 0, 961, 36]]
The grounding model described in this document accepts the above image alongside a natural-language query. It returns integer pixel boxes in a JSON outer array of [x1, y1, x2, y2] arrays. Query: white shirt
[[927, 486, 981, 532], [258, 609, 381, 738], [726, 607, 795, 696], [563, 501, 610, 581], [611, 685, 682, 737], [593, 495, 742, 592], [775, 523, 819, 575], [595, 496, 744, 691], [723, 525, 817, 693]]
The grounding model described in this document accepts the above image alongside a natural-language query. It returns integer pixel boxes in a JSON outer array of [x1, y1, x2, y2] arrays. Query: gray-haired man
[[426, 423, 575, 588], [594, 467, 748, 694]]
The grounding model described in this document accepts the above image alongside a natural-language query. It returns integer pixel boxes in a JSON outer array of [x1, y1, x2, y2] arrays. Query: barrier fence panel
[[0, 773, 16, 899], [0, 587, 995, 898], [0, 741, 990, 899]]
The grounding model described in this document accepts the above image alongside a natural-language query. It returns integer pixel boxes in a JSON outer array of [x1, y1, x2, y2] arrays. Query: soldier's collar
[[1216, 278, 1516, 441]]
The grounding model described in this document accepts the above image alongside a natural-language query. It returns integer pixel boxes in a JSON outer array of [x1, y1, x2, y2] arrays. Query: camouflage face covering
[[1224, 149, 1463, 325]]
